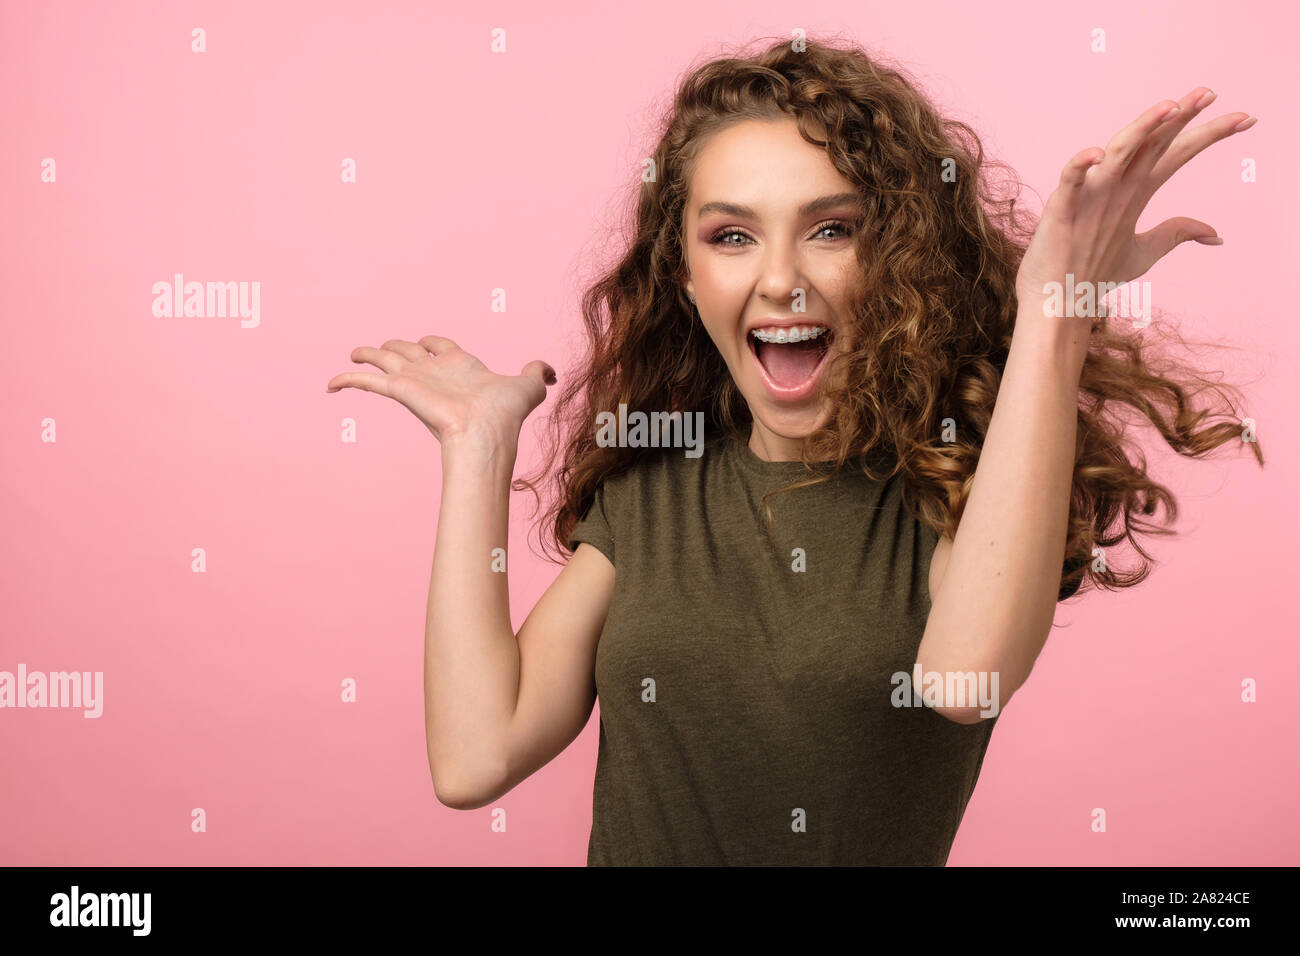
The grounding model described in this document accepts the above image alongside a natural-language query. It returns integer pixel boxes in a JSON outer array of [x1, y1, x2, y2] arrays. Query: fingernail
[[1232, 115, 1257, 132], [1195, 89, 1217, 109], [1194, 236, 1224, 245]]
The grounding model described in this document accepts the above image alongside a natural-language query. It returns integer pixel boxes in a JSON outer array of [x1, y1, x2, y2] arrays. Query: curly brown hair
[[517, 34, 1264, 599]]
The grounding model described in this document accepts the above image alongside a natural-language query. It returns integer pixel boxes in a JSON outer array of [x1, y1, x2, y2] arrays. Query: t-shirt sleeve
[[568, 480, 616, 565]]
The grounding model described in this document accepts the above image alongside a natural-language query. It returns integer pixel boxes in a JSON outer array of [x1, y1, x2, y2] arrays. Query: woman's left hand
[[1014, 86, 1256, 316]]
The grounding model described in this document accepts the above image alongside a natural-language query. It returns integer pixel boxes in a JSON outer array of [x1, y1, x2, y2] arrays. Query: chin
[[747, 402, 833, 443]]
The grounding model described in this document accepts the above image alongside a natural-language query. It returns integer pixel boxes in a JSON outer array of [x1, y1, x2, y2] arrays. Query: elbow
[[433, 785, 489, 812], [929, 703, 993, 725], [909, 655, 1022, 725], [428, 752, 507, 811], [927, 685, 1018, 724], [431, 768, 501, 811]]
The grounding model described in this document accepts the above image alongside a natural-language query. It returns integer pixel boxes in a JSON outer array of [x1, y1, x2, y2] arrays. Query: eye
[[812, 220, 854, 241], [705, 221, 855, 246], [707, 228, 753, 246]]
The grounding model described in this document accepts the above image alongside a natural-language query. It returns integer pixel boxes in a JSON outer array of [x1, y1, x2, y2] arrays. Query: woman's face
[[683, 116, 862, 461]]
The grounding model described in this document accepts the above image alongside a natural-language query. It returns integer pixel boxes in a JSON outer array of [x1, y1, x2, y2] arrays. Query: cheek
[[693, 272, 742, 304], [694, 316, 750, 378], [689, 250, 751, 296], [697, 315, 739, 356], [824, 256, 863, 306]]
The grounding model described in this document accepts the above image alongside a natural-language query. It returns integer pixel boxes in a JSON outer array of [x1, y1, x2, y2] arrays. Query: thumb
[[520, 359, 557, 386], [1136, 216, 1221, 270]]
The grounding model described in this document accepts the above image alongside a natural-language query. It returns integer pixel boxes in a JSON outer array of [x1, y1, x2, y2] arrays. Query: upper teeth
[[751, 325, 829, 344]]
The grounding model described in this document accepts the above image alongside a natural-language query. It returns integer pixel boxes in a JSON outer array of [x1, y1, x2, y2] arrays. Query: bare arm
[[423, 426, 519, 806], [427, 427, 614, 808], [326, 334, 613, 810], [917, 88, 1246, 721]]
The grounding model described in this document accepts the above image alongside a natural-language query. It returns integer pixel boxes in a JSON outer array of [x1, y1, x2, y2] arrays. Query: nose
[[758, 239, 806, 308]]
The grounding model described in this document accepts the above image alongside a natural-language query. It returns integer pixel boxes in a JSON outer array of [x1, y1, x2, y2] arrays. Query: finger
[[325, 371, 397, 396], [382, 339, 432, 363], [1133, 216, 1220, 273], [520, 359, 557, 386], [349, 346, 404, 374], [1048, 147, 1106, 222], [1148, 109, 1255, 189], [418, 335, 462, 356], [1091, 98, 1182, 181], [1125, 87, 1213, 181]]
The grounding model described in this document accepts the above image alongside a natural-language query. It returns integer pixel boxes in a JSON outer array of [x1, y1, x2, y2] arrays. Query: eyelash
[[706, 220, 856, 246]]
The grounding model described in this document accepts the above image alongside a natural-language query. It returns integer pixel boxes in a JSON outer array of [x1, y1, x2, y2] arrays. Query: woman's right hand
[[325, 335, 557, 445]]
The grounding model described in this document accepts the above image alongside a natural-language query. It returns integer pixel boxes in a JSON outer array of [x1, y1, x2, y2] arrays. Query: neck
[[747, 423, 806, 462]]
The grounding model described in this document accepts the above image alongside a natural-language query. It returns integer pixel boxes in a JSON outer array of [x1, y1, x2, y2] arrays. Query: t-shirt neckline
[[726, 431, 829, 478], [724, 430, 900, 483]]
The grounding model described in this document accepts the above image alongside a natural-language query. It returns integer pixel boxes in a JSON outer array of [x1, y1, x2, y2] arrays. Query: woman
[[326, 38, 1262, 865]]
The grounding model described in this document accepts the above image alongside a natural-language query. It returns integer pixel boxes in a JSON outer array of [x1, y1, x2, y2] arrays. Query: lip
[[745, 326, 834, 403]]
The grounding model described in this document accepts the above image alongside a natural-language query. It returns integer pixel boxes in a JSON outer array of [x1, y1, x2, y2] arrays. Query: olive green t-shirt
[[569, 432, 1060, 866]]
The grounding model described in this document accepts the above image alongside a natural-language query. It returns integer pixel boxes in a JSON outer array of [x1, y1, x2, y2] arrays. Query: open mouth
[[747, 325, 834, 399]]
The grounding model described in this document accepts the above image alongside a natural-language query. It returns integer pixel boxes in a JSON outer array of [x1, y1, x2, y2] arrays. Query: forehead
[[687, 117, 854, 211]]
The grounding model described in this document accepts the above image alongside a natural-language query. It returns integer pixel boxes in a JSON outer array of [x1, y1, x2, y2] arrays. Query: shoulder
[[582, 446, 684, 523]]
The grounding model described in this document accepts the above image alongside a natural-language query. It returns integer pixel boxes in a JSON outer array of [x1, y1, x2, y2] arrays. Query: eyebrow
[[695, 192, 862, 220]]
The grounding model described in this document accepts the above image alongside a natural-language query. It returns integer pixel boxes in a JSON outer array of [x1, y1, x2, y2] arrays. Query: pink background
[[2, 0, 1296, 866]]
